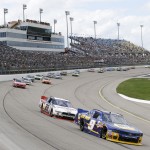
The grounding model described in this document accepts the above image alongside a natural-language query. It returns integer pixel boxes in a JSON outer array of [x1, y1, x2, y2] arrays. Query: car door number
[[45, 105, 49, 111], [88, 120, 96, 130], [43, 103, 49, 111]]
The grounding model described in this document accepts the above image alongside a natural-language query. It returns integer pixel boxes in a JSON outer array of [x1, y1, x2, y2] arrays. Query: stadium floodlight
[[54, 19, 57, 33], [93, 21, 97, 39], [117, 22, 120, 40], [65, 11, 70, 48], [70, 17, 74, 43], [23, 4, 27, 22], [4, 8, 8, 27], [39, 8, 43, 22], [140, 25, 144, 49]]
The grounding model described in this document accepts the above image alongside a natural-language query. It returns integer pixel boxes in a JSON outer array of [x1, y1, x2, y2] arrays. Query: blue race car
[[75, 109, 143, 145]]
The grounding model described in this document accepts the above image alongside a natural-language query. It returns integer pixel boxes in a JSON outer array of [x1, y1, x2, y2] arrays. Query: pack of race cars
[[39, 96, 143, 146], [12, 70, 81, 88], [12, 67, 143, 146], [12, 67, 135, 88]]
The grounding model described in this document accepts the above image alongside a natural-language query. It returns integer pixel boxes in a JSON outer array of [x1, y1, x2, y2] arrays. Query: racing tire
[[49, 109, 54, 117], [80, 120, 84, 131], [40, 104, 44, 113], [100, 127, 107, 139]]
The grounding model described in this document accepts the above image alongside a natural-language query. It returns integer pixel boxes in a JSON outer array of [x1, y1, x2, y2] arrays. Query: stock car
[[39, 96, 77, 120], [42, 77, 51, 84], [13, 78, 26, 88], [97, 68, 105, 73], [53, 74, 62, 79], [26, 75, 35, 82], [22, 77, 32, 85], [34, 74, 43, 80], [88, 68, 95, 72], [72, 71, 79, 77], [60, 71, 67, 76], [75, 109, 143, 145]]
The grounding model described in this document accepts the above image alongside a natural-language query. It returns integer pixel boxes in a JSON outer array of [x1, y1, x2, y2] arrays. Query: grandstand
[[69, 36, 150, 66], [1, 34, 150, 74]]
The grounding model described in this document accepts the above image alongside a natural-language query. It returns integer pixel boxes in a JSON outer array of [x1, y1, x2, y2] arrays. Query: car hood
[[53, 105, 77, 113], [105, 122, 142, 133], [15, 81, 26, 85]]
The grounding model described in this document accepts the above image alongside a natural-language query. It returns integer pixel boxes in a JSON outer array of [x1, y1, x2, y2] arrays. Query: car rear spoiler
[[74, 108, 88, 124], [41, 96, 48, 101]]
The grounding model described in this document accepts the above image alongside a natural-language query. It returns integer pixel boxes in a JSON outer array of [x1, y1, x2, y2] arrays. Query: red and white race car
[[39, 96, 77, 120], [13, 78, 26, 88], [42, 77, 51, 84]]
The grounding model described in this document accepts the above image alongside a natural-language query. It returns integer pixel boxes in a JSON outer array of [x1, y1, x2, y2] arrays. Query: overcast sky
[[0, 0, 150, 50]]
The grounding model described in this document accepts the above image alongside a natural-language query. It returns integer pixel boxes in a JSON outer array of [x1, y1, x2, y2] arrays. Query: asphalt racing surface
[[0, 67, 150, 150]]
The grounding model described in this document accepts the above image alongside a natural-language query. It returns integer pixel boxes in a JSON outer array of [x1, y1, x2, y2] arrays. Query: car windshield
[[23, 78, 28, 80], [36, 75, 42, 77], [24, 78, 31, 81], [15, 79, 21, 82], [27, 75, 33, 78], [111, 114, 127, 124], [52, 99, 72, 107], [102, 113, 127, 124]]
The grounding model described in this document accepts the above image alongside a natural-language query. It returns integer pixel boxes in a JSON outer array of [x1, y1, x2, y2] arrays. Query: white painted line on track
[[99, 83, 150, 124], [118, 94, 150, 104]]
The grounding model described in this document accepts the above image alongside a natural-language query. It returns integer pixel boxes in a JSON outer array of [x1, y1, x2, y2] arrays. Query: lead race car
[[75, 109, 143, 145], [39, 96, 77, 120]]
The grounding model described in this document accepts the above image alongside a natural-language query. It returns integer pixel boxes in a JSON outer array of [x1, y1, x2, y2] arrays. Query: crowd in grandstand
[[0, 42, 94, 72], [0, 36, 150, 74], [70, 36, 150, 65]]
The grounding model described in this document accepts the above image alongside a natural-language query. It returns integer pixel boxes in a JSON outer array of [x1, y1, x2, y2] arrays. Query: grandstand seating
[[0, 36, 150, 74]]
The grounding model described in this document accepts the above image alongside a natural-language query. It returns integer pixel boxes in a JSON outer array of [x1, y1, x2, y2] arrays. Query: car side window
[[48, 98, 52, 103], [52, 99, 57, 105], [93, 111, 100, 119], [97, 112, 102, 120], [88, 110, 95, 117], [102, 113, 112, 122]]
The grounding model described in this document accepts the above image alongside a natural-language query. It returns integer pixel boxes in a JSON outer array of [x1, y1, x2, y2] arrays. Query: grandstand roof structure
[[0, 19, 64, 52]]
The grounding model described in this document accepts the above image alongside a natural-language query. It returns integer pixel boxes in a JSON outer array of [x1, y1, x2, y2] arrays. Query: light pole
[[140, 25, 144, 49], [39, 8, 43, 22], [4, 8, 8, 27], [54, 19, 57, 33], [93, 21, 97, 39], [70, 17, 74, 44], [65, 11, 70, 48], [23, 4, 27, 22], [117, 22, 120, 40]]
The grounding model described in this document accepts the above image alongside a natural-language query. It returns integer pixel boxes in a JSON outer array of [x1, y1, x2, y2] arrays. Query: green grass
[[116, 78, 150, 100]]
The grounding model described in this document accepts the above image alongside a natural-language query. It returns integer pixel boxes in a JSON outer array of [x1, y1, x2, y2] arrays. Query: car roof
[[43, 77, 49, 79], [52, 97, 69, 102], [92, 109, 122, 116]]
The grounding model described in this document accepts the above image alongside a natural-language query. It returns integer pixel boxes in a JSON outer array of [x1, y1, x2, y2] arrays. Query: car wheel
[[40, 104, 44, 113], [100, 127, 107, 139], [80, 120, 84, 131], [49, 109, 53, 117]]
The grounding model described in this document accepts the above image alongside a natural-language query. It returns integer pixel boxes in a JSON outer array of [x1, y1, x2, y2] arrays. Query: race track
[[0, 67, 150, 150]]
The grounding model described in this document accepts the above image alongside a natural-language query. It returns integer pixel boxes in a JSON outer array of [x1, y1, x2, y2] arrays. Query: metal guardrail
[[0, 63, 148, 75]]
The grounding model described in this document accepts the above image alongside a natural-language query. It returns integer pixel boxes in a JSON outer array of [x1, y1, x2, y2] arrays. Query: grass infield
[[116, 78, 150, 100]]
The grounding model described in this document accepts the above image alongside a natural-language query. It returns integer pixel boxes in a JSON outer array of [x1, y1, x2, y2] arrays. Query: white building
[[0, 19, 64, 52]]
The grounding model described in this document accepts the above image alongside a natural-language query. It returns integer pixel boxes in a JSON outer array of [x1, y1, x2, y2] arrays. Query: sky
[[0, 0, 150, 50]]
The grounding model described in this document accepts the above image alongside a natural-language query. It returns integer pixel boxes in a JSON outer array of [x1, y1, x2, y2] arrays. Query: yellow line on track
[[99, 83, 150, 125]]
